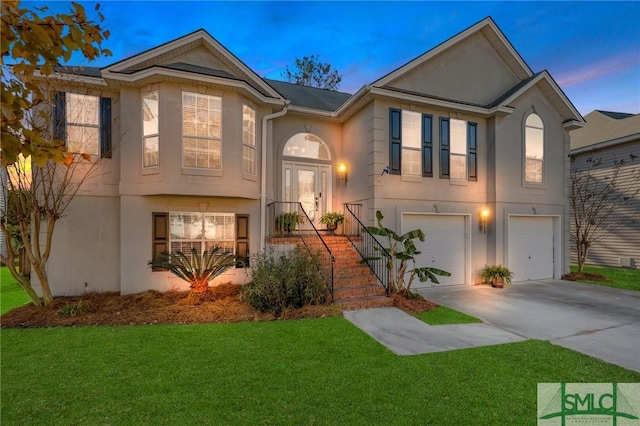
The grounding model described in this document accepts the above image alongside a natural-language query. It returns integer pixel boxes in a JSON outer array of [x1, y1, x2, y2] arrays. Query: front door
[[283, 162, 332, 226]]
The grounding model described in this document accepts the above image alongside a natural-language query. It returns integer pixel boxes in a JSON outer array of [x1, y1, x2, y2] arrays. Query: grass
[[570, 264, 640, 291], [416, 305, 481, 325], [2, 319, 639, 425], [1, 266, 31, 314]]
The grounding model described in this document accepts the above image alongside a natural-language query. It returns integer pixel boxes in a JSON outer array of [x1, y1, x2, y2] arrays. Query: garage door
[[508, 216, 554, 281], [402, 214, 466, 287]]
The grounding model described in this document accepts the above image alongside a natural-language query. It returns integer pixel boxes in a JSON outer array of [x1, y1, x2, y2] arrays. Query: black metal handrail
[[343, 203, 390, 293], [266, 201, 335, 300]]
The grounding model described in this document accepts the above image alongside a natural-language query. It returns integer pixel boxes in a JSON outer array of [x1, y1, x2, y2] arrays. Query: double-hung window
[[524, 113, 544, 183], [169, 212, 235, 256], [142, 91, 159, 167], [152, 212, 249, 270], [182, 92, 222, 169], [389, 108, 433, 176], [439, 118, 477, 181], [54, 92, 112, 157], [242, 104, 256, 175]]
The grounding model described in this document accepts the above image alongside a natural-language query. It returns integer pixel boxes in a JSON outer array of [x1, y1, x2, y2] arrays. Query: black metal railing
[[343, 203, 390, 292], [266, 201, 335, 300]]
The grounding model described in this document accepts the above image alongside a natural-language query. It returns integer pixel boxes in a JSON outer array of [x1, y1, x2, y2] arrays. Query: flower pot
[[491, 278, 504, 288], [326, 223, 338, 235]]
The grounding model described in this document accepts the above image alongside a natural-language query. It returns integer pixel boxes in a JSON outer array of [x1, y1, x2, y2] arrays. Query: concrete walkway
[[419, 280, 640, 372], [343, 306, 525, 356], [343, 280, 640, 373]]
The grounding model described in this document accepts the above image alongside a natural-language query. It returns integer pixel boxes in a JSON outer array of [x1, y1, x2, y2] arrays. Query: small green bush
[[57, 301, 85, 316], [242, 247, 328, 316]]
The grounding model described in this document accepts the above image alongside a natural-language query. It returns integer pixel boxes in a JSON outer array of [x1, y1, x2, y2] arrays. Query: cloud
[[555, 51, 639, 87]]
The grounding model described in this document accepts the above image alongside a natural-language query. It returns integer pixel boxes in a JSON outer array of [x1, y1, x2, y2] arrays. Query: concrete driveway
[[418, 280, 640, 372]]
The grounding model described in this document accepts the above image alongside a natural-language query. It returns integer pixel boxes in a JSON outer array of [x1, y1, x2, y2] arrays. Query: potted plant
[[275, 211, 303, 235], [319, 211, 345, 234], [480, 265, 514, 288]]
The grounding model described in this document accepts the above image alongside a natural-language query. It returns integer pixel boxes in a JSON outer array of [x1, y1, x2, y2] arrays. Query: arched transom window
[[525, 113, 544, 183], [283, 133, 330, 160]]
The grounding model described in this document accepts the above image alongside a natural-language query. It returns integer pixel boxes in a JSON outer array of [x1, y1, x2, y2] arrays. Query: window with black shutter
[[439, 118, 450, 178], [235, 215, 249, 268], [422, 114, 433, 177], [152, 212, 169, 271]]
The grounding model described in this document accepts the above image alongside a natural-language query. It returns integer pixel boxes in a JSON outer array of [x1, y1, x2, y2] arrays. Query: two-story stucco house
[[34, 17, 584, 297]]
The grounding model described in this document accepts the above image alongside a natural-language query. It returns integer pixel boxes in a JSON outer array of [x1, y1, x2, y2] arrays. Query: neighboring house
[[30, 17, 584, 296], [569, 110, 640, 269]]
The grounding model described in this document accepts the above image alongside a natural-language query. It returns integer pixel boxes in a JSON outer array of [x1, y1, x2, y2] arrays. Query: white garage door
[[402, 214, 466, 287], [508, 216, 554, 281]]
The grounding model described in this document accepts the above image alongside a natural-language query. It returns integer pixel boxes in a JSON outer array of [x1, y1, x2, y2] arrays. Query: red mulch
[[1, 284, 437, 329], [0, 283, 342, 328], [390, 292, 438, 312], [562, 272, 612, 283]]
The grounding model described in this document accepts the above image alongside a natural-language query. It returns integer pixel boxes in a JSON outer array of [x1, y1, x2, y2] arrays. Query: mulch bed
[[1, 284, 436, 329], [562, 272, 612, 282]]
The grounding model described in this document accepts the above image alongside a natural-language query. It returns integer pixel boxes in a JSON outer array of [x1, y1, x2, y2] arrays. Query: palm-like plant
[[149, 247, 238, 294]]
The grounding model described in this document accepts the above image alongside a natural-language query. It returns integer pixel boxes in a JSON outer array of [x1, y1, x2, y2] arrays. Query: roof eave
[[370, 87, 515, 117], [33, 70, 108, 87], [102, 67, 286, 106], [570, 132, 640, 155]]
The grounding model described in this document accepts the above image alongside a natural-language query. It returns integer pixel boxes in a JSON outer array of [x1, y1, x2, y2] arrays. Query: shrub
[[242, 247, 328, 316]]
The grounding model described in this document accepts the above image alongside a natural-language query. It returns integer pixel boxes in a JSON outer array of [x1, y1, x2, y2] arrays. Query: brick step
[[335, 275, 378, 286], [334, 295, 393, 310], [334, 285, 386, 299], [333, 266, 372, 279]]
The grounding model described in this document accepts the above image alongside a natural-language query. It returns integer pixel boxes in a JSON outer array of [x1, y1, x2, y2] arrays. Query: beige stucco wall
[[118, 82, 265, 199], [34, 195, 121, 296], [386, 32, 521, 106], [119, 195, 259, 294], [270, 115, 344, 210]]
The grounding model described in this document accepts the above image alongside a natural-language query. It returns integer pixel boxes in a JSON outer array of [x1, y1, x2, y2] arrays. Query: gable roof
[[101, 29, 282, 99], [571, 110, 640, 152], [373, 17, 532, 88]]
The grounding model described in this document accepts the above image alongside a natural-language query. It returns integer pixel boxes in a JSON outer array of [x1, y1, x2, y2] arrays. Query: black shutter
[[439, 118, 450, 178], [422, 114, 433, 177], [236, 215, 249, 268], [152, 212, 169, 271], [99, 97, 112, 158], [389, 108, 401, 175], [53, 92, 66, 142], [468, 122, 477, 181]]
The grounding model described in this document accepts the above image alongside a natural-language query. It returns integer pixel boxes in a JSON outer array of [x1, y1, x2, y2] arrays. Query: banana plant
[[366, 210, 450, 294]]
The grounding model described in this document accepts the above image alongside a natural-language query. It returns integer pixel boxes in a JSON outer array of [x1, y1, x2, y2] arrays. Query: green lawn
[[1, 266, 31, 314], [417, 305, 481, 325], [570, 264, 640, 291], [2, 319, 639, 425]]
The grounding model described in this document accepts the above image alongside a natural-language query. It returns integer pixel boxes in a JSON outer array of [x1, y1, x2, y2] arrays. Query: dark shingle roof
[[265, 79, 352, 111], [596, 110, 636, 120], [52, 66, 102, 78], [487, 72, 542, 108]]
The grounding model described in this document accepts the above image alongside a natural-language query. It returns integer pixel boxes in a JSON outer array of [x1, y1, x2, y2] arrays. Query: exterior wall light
[[479, 208, 490, 234], [337, 162, 348, 185]]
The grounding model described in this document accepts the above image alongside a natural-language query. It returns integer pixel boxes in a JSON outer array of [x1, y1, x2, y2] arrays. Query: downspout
[[260, 103, 289, 250]]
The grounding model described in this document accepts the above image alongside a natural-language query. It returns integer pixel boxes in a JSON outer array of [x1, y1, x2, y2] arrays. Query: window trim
[[523, 112, 545, 185], [54, 91, 111, 158], [181, 91, 222, 170], [142, 90, 159, 168], [440, 117, 477, 181], [242, 103, 257, 176], [389, 108, 433, 177]]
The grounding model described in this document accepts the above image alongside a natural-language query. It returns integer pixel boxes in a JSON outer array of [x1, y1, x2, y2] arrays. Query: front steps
[[323, 236, 392, 310]]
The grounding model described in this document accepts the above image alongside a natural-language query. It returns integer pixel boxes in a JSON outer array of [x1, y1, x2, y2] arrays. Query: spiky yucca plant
[[150, 247, 238, 294]]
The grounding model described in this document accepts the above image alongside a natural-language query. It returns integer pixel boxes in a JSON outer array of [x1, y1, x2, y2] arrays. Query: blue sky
[[30, 1, 640, 115]]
